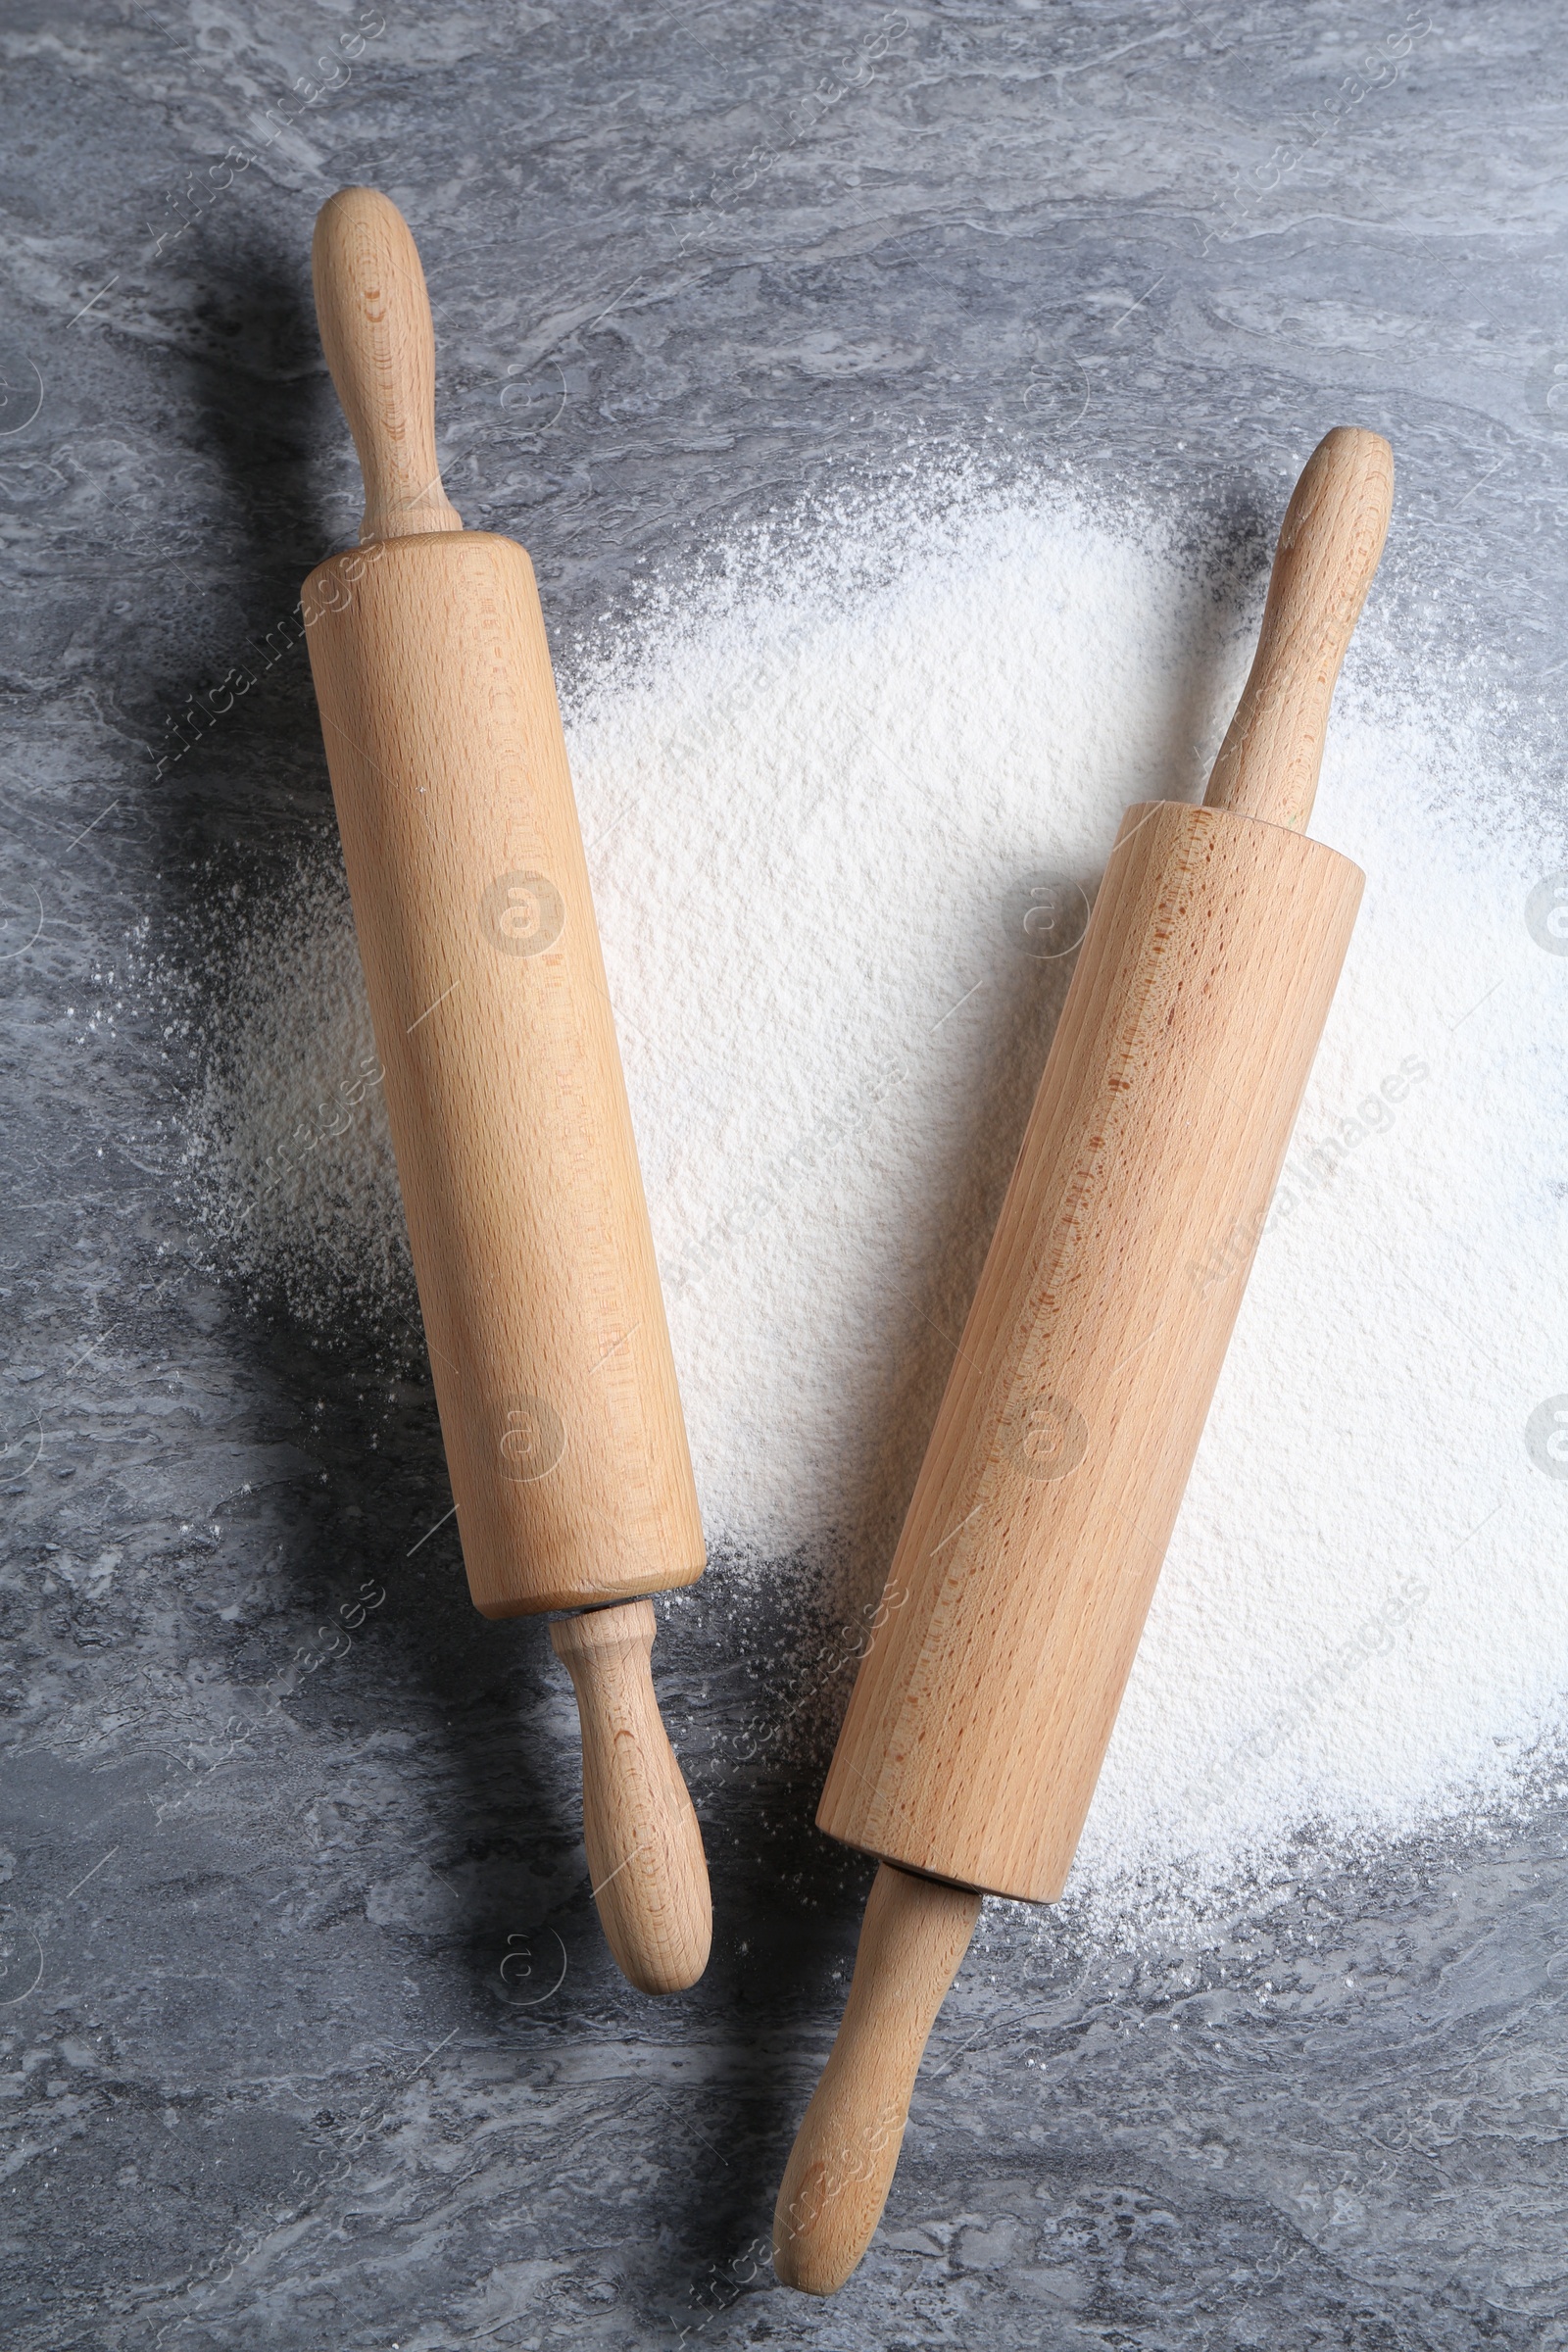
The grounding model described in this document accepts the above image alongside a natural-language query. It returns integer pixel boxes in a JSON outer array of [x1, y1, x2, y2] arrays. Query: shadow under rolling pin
[[301, 188, 710, 1997], [773, 426, 1396, 2289]]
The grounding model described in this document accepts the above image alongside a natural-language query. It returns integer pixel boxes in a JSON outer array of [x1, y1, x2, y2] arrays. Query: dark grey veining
[[3, 5, 1567, 2345]]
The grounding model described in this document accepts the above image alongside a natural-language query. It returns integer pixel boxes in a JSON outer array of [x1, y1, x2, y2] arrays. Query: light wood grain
[[1204, 427, 1393, 828], [774, 428, 1393, 2291], [305, 529, 704, 1617], [313, 186, 464, 544], [817, 800, 1363, 1898], [551, 1598, 711, 1993], [304, 187, 709, 1996], [773, 1865, 980, 2295]]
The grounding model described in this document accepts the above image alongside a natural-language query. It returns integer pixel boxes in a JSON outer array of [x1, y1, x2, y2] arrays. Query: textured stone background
[[4, 4, 1568, 2346]]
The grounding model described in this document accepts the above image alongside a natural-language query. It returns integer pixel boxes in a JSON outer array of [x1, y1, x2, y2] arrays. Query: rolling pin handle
[[1204, 425, 1394, 831], [550, 1598, 711, 1995], [773, 1864, 981, 2295], [312, 186, 465, 544]]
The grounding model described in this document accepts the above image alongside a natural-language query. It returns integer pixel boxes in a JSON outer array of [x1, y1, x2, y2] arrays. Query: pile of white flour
[[185, 472, 1568, 1917]]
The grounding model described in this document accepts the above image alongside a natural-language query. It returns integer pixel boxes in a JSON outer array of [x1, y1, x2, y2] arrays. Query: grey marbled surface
[[3, 3, 1568, 2345]]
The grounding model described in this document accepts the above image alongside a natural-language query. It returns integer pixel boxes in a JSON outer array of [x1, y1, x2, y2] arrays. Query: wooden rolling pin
[[773, 427, 1395, 2290], [301, 188, 710, 1996]]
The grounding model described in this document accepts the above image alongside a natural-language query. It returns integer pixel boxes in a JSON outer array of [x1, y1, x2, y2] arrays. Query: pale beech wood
[[313, 187, 464, 543], [304, 188, 709, 1995], [816, 801, 1363, 1898], [551, 1598, 711, 1993], [305, 531, 703, 1617], [775, 429, 1392, 2291], [1204, 427, 1393, 828], [772, 1866, 980, 2294]]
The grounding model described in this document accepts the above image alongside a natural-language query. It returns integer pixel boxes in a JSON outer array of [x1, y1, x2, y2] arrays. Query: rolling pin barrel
[[815, 796, 1365, 1900], [303, 188, 710, 1995], [775, 427, 1394, 2290]]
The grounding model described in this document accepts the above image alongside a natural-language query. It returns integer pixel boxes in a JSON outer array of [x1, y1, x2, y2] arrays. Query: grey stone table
[[3, 5, 1567, 2346]]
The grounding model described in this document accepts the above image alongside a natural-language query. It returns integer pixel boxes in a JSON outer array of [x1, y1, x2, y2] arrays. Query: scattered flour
[[184, 471, 1568, 1915], [185, 867, 411, 1333]]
